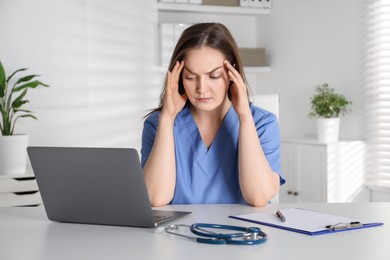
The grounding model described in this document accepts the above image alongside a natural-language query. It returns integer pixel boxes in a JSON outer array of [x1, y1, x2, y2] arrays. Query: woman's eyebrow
[[207, 66, 224, 74], [183, 66, 224, 75]]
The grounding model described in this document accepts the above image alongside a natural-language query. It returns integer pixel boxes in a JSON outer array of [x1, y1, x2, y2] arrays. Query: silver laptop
[[27, 146, 190, 227]]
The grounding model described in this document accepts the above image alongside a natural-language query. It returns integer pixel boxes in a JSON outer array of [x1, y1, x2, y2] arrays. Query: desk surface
[[0, 203, 388, 260]]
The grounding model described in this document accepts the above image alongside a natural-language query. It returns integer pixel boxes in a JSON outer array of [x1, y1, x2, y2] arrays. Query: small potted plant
[[308, 83, 352, 143], [0, 60, 49, 175]]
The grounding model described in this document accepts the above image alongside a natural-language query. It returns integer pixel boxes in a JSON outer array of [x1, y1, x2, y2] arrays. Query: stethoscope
[[161, 223, 267, 245]]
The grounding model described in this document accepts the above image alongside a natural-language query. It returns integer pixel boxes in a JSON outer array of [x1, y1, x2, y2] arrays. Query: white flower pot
[[316, 118, 340, 144], [0, 134, 29, 175]]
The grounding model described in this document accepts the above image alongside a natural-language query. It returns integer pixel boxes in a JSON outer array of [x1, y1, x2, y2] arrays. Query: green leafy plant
[[0, 60, 49, 136], [308, 83, 352, 118]]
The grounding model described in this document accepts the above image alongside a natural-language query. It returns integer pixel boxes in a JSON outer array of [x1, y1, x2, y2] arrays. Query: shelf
[[156, 2, 272, 81], [157, 3, 270, 15], [244, 66, 271, 73], [0, 191, 42, 207], [158, 66, 270, 73], [0, 173, 35, 179], [0, 176, 38, 193]]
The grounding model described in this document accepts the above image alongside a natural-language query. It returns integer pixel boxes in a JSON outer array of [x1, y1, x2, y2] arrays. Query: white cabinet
[[280, 138, 366, 203], [0, 174, 42, 207]]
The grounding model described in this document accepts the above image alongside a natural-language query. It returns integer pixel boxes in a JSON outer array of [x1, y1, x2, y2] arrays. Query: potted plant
[[308, 83, 352, 143], [0, 60, 49, 175]]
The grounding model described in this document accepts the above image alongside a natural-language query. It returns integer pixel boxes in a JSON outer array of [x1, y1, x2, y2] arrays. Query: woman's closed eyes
[[210, 74, 222, 79], [183, 65, 224, 81]]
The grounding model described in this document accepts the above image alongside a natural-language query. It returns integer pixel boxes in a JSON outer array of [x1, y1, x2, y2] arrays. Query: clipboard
[[230, 208, 384, 236]]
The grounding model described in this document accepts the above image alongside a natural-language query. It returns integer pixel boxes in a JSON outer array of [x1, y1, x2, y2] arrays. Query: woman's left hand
[[224, 60, 251, 118]]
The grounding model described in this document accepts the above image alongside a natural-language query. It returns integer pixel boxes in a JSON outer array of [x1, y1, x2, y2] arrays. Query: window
[[364, 0, 390, 188]]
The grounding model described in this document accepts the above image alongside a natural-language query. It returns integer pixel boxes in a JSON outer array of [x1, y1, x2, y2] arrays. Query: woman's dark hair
[[148, 22, 251, 115]]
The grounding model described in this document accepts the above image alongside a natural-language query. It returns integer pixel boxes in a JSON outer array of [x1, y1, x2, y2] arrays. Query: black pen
[[276, 210, 286, 222]]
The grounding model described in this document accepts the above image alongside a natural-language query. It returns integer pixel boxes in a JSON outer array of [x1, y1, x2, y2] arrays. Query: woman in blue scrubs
[[141, 23, 285, 207]]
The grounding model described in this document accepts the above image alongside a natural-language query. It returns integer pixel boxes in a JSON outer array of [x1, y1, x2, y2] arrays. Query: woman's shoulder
[[144, 110, 161, 126], [249, 102, 278, 123], [249, 103, 280, 140]]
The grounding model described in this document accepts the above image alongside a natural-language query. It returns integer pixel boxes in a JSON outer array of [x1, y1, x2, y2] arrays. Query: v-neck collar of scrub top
[[179, 103, 236, 159]]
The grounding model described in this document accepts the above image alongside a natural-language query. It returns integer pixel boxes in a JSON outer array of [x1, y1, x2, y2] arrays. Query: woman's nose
[[196, 77, 208, 94]]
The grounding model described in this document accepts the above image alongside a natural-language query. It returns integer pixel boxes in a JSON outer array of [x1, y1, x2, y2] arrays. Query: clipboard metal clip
[[325, 221, 362, 231]]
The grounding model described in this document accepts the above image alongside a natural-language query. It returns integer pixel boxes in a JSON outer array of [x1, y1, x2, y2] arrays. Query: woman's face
[[182, 47, 231, 112]]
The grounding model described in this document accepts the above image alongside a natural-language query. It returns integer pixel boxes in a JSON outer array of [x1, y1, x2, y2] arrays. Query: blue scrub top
[[141, 103, 285, 204]]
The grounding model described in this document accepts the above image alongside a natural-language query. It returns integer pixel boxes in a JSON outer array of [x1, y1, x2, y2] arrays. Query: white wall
[[256, 0, 364, 140], [0, 0, 159, 152], [0, 0, 365, 151]]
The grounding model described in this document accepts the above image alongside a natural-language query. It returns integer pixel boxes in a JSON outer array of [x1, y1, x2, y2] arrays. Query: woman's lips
[[196, 97, 211, 103]]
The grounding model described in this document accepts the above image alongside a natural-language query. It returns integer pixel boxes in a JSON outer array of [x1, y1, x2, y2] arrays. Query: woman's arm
[[143, 61, 186, 207], [143, 114, 176, 207], [237, 114, 281, 207], [224, 60, 280, 207]]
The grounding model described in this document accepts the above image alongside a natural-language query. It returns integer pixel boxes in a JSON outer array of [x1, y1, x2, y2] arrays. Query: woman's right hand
[[162, 61, 187, 118]]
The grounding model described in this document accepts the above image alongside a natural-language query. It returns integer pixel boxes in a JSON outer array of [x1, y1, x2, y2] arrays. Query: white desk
[[0, 203, 388, 260]]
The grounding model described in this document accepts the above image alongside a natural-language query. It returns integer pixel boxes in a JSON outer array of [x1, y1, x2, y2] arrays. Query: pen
[[276, 210, 286, 222]]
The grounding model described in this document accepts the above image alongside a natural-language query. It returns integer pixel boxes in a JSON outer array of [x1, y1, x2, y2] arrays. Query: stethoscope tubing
[[164, 223, 267, 245], [191, 223, 255, 238]]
